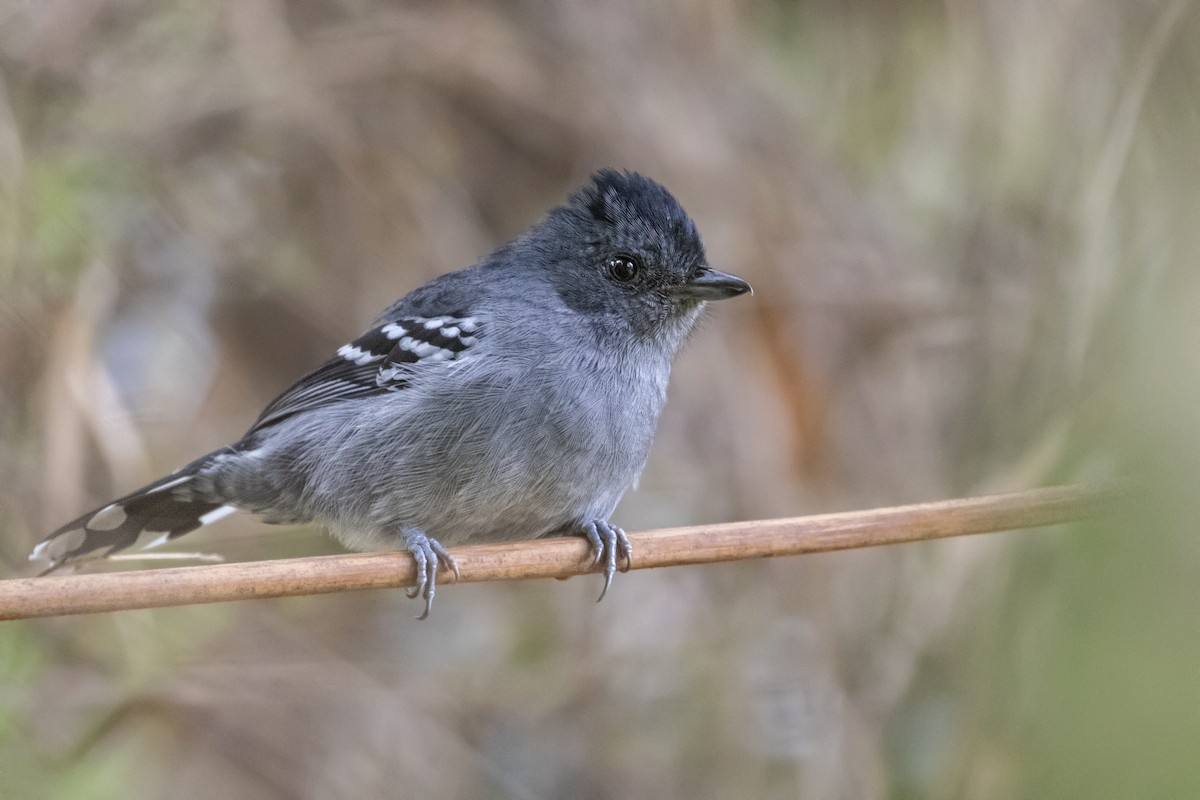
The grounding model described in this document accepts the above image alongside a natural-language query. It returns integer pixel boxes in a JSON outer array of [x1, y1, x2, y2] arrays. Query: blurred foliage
[[1, 1, 1199, 798]]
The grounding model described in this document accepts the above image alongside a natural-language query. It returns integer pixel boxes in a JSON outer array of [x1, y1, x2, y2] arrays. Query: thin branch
[[1, 484, 1119, 621]]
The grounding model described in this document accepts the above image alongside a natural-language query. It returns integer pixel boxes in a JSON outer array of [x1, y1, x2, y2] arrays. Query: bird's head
[[521, 170, 751, 348]]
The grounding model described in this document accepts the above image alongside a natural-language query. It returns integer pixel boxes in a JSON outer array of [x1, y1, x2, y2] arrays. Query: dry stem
[[0, 484, 1118, 621]]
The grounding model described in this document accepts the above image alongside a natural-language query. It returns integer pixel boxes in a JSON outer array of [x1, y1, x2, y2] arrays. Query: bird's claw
[[402, 528, 459, 620], [581, 519, 632, 602]]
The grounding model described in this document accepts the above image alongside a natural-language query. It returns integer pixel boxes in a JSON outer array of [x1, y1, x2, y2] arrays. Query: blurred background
[[2, 1, 1198, 797]]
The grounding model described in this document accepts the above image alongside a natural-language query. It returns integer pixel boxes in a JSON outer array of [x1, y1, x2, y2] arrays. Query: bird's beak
[[671, 267, 753, 301]]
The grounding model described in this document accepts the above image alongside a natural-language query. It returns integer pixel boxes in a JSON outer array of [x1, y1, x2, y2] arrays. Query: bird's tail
[[30, 454, 238, 575]]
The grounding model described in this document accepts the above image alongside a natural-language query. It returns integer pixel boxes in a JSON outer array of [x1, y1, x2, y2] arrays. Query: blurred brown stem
[[1, 484, 1119, 621]]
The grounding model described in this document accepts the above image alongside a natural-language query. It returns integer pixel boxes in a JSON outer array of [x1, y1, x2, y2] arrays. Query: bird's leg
[[580, 519, 633, 602], [402, 528, 459, 619]]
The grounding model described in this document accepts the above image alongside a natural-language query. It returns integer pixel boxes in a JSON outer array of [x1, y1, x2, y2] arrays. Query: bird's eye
[[607, 254, 640, 283]]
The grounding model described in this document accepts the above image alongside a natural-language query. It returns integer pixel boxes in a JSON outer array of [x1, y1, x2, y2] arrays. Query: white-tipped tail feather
[[30, 467, 239, 574]]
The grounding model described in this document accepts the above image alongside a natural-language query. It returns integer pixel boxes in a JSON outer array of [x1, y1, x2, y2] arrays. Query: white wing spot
[[381, 323, 407, 340], [87, 503, 128, 532], [421, 317, 446, 329], [458, 318, 479, 333], [376, 366, 402, 386], [338, 344, 382, 366]]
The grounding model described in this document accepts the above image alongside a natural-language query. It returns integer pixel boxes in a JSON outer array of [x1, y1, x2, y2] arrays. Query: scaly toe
[[416, 579, 434, 620], [589, 520, 625, 603], [405, 541, 427, 600], [403, 528, 452, 618], [429, 538, 460, 583], [414, 551, 437, 620], [616, 526, 633, 572], [574, 519, 631, 602], [582, 520, 604, 566]]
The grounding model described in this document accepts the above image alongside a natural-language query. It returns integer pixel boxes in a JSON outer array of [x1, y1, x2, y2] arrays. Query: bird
[[30, 169, 752, 617]]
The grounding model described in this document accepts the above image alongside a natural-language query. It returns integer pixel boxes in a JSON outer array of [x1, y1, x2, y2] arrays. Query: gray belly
[[247, 355, 667, 551]]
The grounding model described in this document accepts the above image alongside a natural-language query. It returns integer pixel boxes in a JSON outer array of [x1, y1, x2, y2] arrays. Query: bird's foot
[[402, 528, 459, 620], [580, 519, 632, 602]]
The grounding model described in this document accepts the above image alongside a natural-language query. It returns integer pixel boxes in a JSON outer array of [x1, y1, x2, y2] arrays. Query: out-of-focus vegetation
[[1, 1, 1198, 797]]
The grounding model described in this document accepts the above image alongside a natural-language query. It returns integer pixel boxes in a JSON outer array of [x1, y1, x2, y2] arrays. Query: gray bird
[[31, 170, 752, 616]]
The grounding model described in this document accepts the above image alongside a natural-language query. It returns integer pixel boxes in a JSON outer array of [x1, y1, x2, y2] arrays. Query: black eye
[[607, 254, 640, 283]]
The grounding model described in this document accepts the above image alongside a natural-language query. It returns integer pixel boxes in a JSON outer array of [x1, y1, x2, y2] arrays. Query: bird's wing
[[248, 313, 482, 431]]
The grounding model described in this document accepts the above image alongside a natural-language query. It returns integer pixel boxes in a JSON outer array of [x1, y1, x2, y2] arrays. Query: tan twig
[[1, 484, 1119, 621]]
